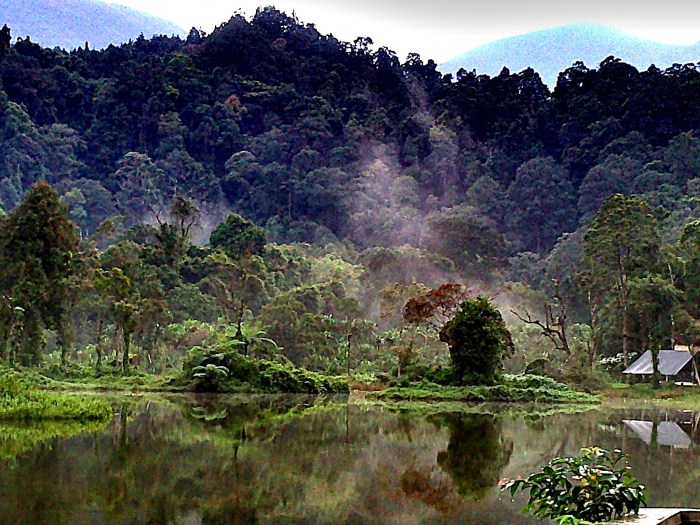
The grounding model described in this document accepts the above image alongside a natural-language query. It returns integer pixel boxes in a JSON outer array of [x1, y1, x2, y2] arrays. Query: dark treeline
[[1, 7, 700, 384]]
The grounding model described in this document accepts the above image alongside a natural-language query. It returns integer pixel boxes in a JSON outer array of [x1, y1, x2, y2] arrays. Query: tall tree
[[582, 194, 660, 367], [628, 274, 680, 387], [0, 182, 78, 364]]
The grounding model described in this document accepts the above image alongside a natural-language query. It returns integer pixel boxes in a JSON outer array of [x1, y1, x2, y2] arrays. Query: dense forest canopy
[[1, 7, 700, 383]]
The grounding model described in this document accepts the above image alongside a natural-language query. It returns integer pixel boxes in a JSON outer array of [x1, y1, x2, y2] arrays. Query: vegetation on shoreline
[[0, 367, 111, 420], [371, 374, 598, 404], [601, 382, 700, 409], [34, 364, 181, 392], [181, 341, 349, 394]]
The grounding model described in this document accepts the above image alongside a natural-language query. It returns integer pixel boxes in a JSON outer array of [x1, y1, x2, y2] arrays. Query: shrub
[[192, 364, 230, 391], [502, 447, 646, 524], [439, 296, 514, 385], [183, 345, 349, 394]]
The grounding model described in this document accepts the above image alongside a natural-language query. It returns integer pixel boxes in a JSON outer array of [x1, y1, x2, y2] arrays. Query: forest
[[1, 7, 700, 391]]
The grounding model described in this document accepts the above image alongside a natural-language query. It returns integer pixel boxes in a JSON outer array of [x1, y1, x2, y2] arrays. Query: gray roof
[[623, 420, 692, 448], [622, 350, 693, 375]]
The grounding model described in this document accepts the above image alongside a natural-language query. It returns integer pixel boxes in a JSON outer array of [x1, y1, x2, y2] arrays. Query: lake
[[0, 395, 698, 524]]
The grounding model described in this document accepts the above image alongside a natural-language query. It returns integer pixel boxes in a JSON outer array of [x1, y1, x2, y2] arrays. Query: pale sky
[[104, 0, 700, 63]]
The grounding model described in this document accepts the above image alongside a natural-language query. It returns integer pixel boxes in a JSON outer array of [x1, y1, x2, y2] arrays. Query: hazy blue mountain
[[440, 24, 700, 86], [0, 0, 185, 50]]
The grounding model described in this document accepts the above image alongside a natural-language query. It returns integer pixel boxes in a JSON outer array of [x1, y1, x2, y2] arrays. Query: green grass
[[361, 398, 599, 418], [0, 367, 112, 421], [370, 374, 599, 405], [34, 363, 183, 392], [600, 381, 700, 409]]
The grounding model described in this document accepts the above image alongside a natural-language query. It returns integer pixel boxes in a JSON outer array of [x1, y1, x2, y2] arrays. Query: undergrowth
[[371, 374, 598, 404], [181, 342, 349, 394], [0, 367, 112, 421], [35, 363, 180, 391], [602, 382, 700, 409]]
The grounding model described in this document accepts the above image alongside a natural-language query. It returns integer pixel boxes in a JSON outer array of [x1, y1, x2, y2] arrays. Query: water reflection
[[0, 399, 698, 524], [435, 413, 513, 500], [622, 411, 700, 448]]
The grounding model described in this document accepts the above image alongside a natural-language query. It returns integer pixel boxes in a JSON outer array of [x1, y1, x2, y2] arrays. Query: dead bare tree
[[512, 280, 571, 356]]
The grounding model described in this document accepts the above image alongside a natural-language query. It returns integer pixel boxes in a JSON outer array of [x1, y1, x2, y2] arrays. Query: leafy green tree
[[56, 179, 117, 237], [224, 321, 278, 360], [113, 152, 165, 218], [0, 182, 78, 365], [152, 194, 200, 266], [200, 252, 268, 353], [94, 267, 138, 373], [464, 175, 507, 223], [582, 194, 661, 366], [439, 296, 514, 385], [628, 274, 680, 387], [578, 155, 642, 221], [95, 240, 169, 372], [678, 219, 700, 318], [506, 157, 576, 253], [210, 213, 266, 258], [663, 131, 700, 186]]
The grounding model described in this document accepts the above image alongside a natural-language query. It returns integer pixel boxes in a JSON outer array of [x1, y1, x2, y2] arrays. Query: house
[[622, 349, 697, 383]]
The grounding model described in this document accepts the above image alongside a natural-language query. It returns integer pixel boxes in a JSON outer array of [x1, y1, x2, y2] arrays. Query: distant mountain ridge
[[440, 24, 700, 86], [0, 0, 185, 50]]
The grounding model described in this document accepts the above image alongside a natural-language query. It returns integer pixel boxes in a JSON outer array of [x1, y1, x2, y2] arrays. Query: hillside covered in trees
[[1, 7, 700, 384]]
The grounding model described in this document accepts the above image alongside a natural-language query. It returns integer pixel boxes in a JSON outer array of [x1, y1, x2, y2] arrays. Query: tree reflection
[[436, 413, 513, 500]]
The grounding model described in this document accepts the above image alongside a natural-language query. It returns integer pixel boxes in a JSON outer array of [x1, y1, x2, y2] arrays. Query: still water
[[0, 395, 698, 524]]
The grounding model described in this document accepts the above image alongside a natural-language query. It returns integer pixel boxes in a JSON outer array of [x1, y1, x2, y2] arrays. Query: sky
[[103, 0, 700, 63]]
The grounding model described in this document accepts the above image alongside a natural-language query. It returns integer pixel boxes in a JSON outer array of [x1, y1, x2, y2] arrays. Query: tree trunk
[[235, 308, 247, 357], [651, 344, 660, 389], [616, 246, 630, 368], [122, 329, 131, 374], [19, 310, 42, 366], [96, 318, 104, 368], [58, 320, 72, 367], [622, 304, 630, 368]]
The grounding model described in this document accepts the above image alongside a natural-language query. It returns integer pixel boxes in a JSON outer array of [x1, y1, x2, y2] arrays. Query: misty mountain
[[0, 0, 185, 50], [440, 24, 700, 86]]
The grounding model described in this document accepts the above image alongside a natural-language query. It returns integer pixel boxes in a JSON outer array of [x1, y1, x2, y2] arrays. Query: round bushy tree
[[210, 213, 266, 258], [439, 296, 514, 385]]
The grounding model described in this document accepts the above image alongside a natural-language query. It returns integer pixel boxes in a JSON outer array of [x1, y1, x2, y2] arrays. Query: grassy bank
[[34, 364, 182, 392], [600, 382, 700, 408], [0, 368, 112, 421], [370, 374, 599, 404]]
